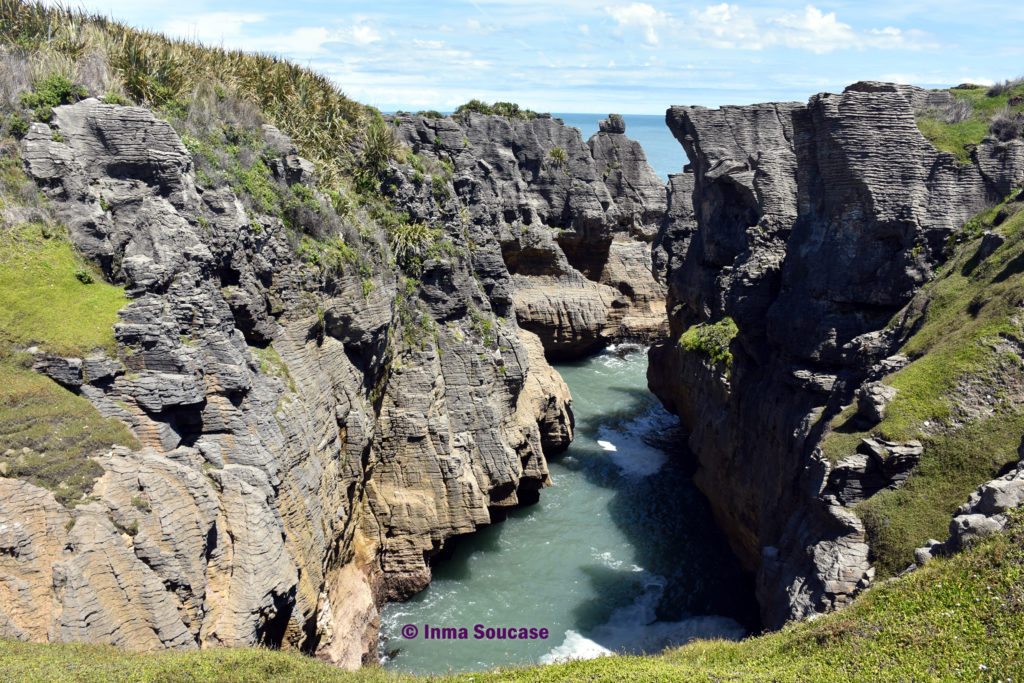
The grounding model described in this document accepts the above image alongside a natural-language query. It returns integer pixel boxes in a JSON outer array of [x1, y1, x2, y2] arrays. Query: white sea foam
[[539, 630, 613, 663], [597, 405, 677, 477], [540, 573, 745, 665]]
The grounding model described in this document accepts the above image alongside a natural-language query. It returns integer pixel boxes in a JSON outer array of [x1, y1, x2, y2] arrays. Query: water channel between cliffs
[[380, 345, 755, 674]]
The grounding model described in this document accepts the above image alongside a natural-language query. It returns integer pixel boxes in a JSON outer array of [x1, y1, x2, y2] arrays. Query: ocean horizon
[[390, 111, 686, 180]]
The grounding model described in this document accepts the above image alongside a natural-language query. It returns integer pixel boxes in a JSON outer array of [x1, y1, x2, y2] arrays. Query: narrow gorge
[[3, 6, 1024, 678], [1, 91, 687, 667]]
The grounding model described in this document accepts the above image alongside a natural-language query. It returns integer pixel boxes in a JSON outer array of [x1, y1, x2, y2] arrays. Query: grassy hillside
[[916, 79, 1024, 163], [2, 512, 1022, 682], [822, 188, 1024, 575]]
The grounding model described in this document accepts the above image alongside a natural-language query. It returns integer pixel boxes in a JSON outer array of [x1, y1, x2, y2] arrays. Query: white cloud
[[769, 5, 856, 53], [605, 3, 668, 46], [347, 25, 382, 45], [880, 73, 996, 87], [412, 39, 445, 49], [162, 12, 267, 46], [689, 3, 760, 49], [579, 23, 590, 35], [686, 3, 936, 54]]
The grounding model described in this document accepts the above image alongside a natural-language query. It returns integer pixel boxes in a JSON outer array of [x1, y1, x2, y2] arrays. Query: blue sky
[[59, 1, 1024, 114]]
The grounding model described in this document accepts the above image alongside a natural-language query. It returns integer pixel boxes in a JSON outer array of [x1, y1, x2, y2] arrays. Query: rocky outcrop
[[916, 454, 1024, 564], [393, 113, 668, 358], [649, 82, 1024, 627], [1, 98, 574, 662]]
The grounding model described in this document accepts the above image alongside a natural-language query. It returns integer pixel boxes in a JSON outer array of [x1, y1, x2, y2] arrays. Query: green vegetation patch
[[0, 222, 127, 357], [3, 514, 1024, 681], [678, 316, 738, 368], [915, 80, 1024, 163], [0, 168, 135, 506], [822, 192, 1024, 574], [19, 73, 87, 123], [0, 357, 138, 506], [250, 343, 296, 394], [0, 220, 137, 506], [453, 99, 544, 120]]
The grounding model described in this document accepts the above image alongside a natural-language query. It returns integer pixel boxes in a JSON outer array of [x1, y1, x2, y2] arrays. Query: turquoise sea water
[[379, 346, 753, 675], [555, 112, 685, 180]]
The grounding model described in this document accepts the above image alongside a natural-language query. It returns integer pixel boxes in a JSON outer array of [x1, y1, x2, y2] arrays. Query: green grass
[[0, 222, 128, 357], [0, 357, 139, 505], [4, 513, 1024, 681], [916, 83, 1024, 163], [0, 192, 136, 505], [914, 117, 989, 164], [821, 191, 1024, 574], [678, 316, 738, 368]]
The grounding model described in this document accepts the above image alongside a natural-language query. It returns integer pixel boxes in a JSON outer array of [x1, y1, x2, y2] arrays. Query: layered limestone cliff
[[0, 99, 585, 665], [393, 112, 668, 358], [649, 82, 1024, 628]]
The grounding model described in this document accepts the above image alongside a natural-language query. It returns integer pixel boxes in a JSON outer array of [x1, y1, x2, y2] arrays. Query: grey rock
[[649, 82, 1024, 628], [977, 231, 1006, 261], [393, 111, 669, 356], [7, 97, 594, 663], [598, 113, 626, 134], [32, 355, 83, 389], [917, 463, 1024, 563], [856, 382, 898, 424]]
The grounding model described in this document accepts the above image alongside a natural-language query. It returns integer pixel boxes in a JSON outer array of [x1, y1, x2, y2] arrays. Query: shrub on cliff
[[990, 109, 1024, 142], [547, 146, 567, 169], [987, 76, 1024, 97], [18, 73, 86, 122], [678, 317, 738, 368], [453, 99, 544, 120]]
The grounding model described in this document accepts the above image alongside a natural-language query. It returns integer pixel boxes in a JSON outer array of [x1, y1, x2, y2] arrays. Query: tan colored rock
[[0, 480, 69, 642], [314, 533, 380, 669], [515, 329, 573, 454]]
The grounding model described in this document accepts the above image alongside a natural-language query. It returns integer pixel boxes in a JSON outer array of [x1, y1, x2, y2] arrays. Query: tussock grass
[[0, 0, 369, 187]]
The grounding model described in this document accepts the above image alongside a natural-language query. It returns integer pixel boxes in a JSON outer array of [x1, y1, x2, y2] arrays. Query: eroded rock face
[[2, 98, 574, 663], [393, 113, 668, 358], [649, 83, 1024, 628]]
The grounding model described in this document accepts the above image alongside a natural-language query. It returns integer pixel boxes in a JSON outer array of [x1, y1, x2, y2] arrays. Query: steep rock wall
[[649, 82, 1024, 627], [0, 99, 577, 665], [394, 113, 668, 358]]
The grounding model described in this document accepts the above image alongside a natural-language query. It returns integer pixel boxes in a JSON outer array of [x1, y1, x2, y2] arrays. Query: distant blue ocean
[[390, 111, 686, 181], [555, 113, 685, 180]]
